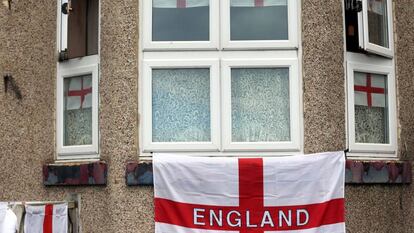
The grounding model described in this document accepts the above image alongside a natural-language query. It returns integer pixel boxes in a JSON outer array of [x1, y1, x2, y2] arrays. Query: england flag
[[154, 152, 346, 233], [24, 204, 68, 233], [354, 72, 387, 108], [66, 76, 92, 110]]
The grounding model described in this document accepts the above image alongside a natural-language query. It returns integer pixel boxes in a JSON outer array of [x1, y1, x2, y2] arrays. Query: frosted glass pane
[[152, 69, 211, 142], [231, 68, 290, 142], [354, 72, 389, 144], [152, 0, 209, 41], [64, 74, 93, 146], [230, 0, 288, 40], [368, 0, 389, 48]]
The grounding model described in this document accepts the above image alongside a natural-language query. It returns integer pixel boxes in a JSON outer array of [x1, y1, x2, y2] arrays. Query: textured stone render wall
[[0, 0, 413, 233]]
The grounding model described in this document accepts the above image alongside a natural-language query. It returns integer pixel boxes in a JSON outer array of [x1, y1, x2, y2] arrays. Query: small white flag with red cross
[[24, 204, 68, 233], [153, 0, 209, 8], [231, 0, 287, 7], [66, 76, 92, 110], [154, 152, 345, 233], [354, 72, 386, 108]]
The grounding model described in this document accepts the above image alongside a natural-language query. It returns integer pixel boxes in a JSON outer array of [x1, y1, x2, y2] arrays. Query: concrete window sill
[[43, 161, 107, 186], [125, 160, 411, 186]]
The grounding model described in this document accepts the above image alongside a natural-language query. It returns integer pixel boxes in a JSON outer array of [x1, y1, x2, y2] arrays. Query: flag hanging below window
[[24, 204, 68, 233]]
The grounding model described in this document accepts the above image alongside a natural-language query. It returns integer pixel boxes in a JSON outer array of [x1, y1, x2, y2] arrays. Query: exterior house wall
[[0, 0, 413, 232]]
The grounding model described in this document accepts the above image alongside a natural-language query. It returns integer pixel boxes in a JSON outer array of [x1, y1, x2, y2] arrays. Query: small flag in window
[[153, 0, 209, 8], [231, 0, 287, 7], [66, 76, 92, 110], [354, 73, 386, 108]]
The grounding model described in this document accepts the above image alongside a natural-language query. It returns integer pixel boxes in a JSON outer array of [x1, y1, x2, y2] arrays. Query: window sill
[[125, 159, 411, 186], [43, 161, 107, 186]]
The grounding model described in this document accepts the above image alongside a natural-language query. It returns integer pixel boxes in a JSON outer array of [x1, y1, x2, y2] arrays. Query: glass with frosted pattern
[[152, 68, 211, 142], [231, 68, 290, 142]]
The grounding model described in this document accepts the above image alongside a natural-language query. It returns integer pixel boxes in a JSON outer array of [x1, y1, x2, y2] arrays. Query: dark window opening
[[344, 0, 364, 53], [60, 0, 99, 61]]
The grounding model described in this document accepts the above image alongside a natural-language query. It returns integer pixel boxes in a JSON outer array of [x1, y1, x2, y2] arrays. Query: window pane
[[152, 69, 211, 142], [231, 68, 290, 142], [368, 0, 389, 48], [230, 0, 288, 40], [354, 72, 389, 144], [64, 75, 93, 146], [152, 0, 209, 41]]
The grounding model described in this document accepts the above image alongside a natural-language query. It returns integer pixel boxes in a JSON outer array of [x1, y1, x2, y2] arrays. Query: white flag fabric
[[231, 0, 287, 7], [24, 204, 68, 233], [154, 152, 345, 233], [354, 72, 386, 108], [0, 203, 18, 233], [153, 0, 209, 8], [66, 76, 92, 110]]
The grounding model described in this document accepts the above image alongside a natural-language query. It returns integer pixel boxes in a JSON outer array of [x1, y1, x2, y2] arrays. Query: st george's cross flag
[[153, 0, 286, 8], [354, 72, 387, 108], [66, 75, 92, 110], [24, 204, 68, 233], [154, 152, 345, 233]]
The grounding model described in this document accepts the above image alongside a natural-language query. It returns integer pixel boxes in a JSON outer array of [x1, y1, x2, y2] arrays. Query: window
[[141, 0, 301, 154], [57, 0, 100, 160], [142, 59, 220, 151], [346, 59, 397, 155], [345, 0, 393, 57], [221, 0, 298, 49], [59, 0, 99, 60], [344, 0, 397, 157], [221, 58, 300, 151], [143, 0, 219, 49]]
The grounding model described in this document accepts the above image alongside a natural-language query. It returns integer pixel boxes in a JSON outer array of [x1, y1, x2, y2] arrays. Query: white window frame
[[57, 56, 100, 160], [358, 0, 394, 58], [139, 0, 302, 155], [142, 0, 220, 50], [346, 56, 397, 157], [221, 58, 301, 151], [142, 59, 221, 152], [56, 0, 100, 160], [221, 0, 298, 50]]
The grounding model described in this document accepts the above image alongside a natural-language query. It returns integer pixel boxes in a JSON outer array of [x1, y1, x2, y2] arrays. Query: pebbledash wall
[[1, 0, 414, 232]]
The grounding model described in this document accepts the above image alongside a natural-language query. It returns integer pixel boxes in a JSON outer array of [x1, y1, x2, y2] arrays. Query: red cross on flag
[[354, 72, 386, 108], [154, 152, 345, 233], [153, 0, 209, 8], [24, 204, 68, 233], [66, 76, 92, 110], [231, 0, 287, 7]]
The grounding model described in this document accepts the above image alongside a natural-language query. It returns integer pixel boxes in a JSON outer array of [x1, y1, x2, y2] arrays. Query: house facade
[[1, 0, 414, 232]]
